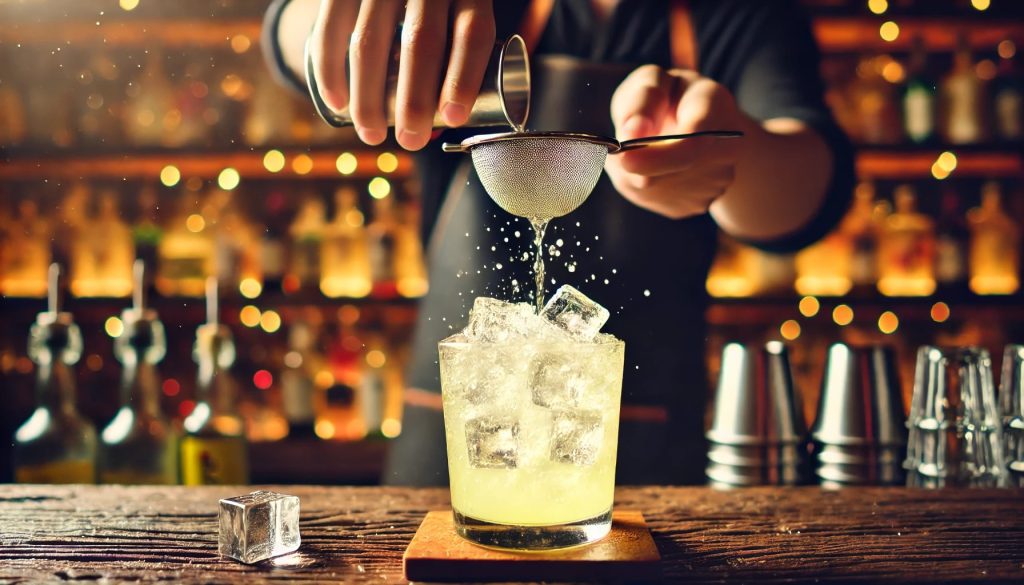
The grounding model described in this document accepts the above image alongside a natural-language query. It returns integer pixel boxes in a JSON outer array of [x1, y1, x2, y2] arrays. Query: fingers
[[395, 0, 452, 150], [615, 133, 737, 177], [610, 64, 674, 141], [349, 0, 402, 144], [607, 163, 735, 219], [310, 0, 360, 114], [439, 0, 496, 127]]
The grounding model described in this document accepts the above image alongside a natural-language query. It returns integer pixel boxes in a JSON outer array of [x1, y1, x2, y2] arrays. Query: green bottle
[[180, 278, 249, 485], [902, 35, 936, 144], [13, 264, 97, 483], [99, 261, 179, 484]]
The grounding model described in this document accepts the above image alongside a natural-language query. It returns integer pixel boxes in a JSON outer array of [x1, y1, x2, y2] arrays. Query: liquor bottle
[[317, 319, 364, 440], [394, 200, 430, 298], [941, 33, 990, 145], [854, 55, 903, 145], [134, 185, 164, 282], [934, 187, 970, 289], [842, 181, 881, 288], [0, 83, 27, 145], [968, 181, 1020, 295], [367, 195, 399, 296], [0, 199, 51, 297], [71, 191, 134, 298], [157, 194, 214, 297], [877, 184, 936, 296], [288, 194, 326, 292], [99, 262, 178, 484], [54, 181, 91, 272], [180, 279, 250, 485], [281, 323, 319, 438], [902, 35, 937, 144], [13, 265, 97, 483], [993, 44, 1023, 142], [320, 187, 372, 298], [358, 333, 387, 438], [125, 50, 175, 147], [213, 203, 263, 297], [243, 67, 295, 146], [794, 220, 853, 297]]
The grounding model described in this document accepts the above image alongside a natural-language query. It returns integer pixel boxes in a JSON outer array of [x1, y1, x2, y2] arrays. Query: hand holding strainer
[[442, 129, 743, 220]]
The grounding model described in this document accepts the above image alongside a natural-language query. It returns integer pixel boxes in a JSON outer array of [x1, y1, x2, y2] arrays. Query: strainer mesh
[[470, 137, 608, 219]]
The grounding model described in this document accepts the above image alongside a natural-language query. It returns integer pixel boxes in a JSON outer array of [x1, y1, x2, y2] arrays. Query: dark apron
[[385, 3, 716, 486]]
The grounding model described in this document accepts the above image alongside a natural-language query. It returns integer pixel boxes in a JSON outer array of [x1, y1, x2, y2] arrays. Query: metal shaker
[[305, 33, 530, 130]]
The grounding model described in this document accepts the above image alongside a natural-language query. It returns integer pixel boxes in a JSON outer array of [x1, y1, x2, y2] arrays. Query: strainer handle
[[615, 130, 744, 152]]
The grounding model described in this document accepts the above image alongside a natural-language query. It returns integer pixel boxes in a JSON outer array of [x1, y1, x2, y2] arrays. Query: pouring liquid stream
[[529, 217, 549, 313]]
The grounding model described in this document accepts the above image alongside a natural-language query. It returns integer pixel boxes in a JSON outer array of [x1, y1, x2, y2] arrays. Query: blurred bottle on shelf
[[968, 181, 1020, 295], [13, 266, 96, 483], [794, 223, 853, 297], [181, 279, 249, 485], [934, 186, 970, 289], [157, 194, 214, 297], [394, 199, 429, 298], [99, 263, 179, 484], [133, 185, 164, 284], [320, 186, 372, 298], [993, 40, 1023, 142], [358, 332, 405, 439], [902, 35, 937, 144], [77, 52, 124, 149], [288, 194, 327, 293], [212, 201, 264, 298], [243, 67, 295, 146], [71, 191, 134, 298], [317, 317, 365, 440], [0, 199, 51, 297], [367, 195, 399, 296], [281, 323, 320, 438], [877, 184, 936, 296], [845, 181, 883, 288], [853, 55, 903, 144], [54, 181, 91, 270], [941, 33, 990, 145], [0, 83, 28, 146], [125, 50, 175, 147], [166, 60, 211, 148]]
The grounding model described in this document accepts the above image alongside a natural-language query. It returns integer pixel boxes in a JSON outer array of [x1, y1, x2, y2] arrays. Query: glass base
[[453, 509, 612, 551]]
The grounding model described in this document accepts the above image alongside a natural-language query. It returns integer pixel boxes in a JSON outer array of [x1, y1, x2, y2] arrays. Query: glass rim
[[438, 336, 623, 350]]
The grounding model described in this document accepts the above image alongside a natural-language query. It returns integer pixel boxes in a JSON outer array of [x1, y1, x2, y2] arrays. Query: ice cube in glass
[[541, 285, 610, 340]]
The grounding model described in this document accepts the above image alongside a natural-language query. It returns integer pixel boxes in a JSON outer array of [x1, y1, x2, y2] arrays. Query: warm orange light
[[833, 305, 854, 326], [377, 152, 399, 173], [292, 154, 314, 175], [185, 213, 206, 233], [798, 296, 820, 317], [260, 310, 282, 333], [971, 0, 991, 10], [366, 349, 386, 368], [263, 150, 285, 173], [867, 0, 888, 14], [780, 319, 801, 340], [998, 40, 1017, 60], [879, 21, 900, 42], [336, 152, 358, 175], [239, 305, 261, 328], [930, 302, 950, 323], [878, 311, 899, 334], [239, 278, 262, 299], [230, 34, 252, 54], [315, 419, 336, 440]]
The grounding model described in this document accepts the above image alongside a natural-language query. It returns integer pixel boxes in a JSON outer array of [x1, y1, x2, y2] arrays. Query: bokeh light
[[162, 379, 181, 397], [867, 0, 888, 14], [833, 304, 854, 326], [217, 167, 240, 190], [239, 305, 262, 328], [159, 165, 181, 187], [798, 296, 820, 317], [368, 177, 391, 199], [119, 0, 140, 11], [292, 153, 314, 175], [239, 278, 262, 299], [366, 349, 386, 368], [878, 311, 899, 334], [253, 369, 273, 390], [931, 301, 951, 323], [336, 152, 358, 175], [105, 316, 124, 338], [780, 319, 801, 341], [879, 21, 900, 42], [263, 150, 285, 173], [230, 34, 252, 54], [260, 310, 282, 333], [185, 213, 206, 233], [971, 0, 990, 10], [377, 152, 399, 173]]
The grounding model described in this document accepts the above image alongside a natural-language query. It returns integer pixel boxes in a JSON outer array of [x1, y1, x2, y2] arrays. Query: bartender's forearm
[[709, 116, 833, 243], [276, 0, 319, 84]]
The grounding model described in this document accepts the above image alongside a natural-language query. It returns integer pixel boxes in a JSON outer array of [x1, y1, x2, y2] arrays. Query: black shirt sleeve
[[697, 0, 855, 253]]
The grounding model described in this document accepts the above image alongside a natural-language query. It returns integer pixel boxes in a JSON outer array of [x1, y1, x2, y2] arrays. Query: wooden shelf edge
[[0, 149, 414, 181], [0, 19, 263, 49], [813, 17, 1024, 53], [857, 150, 1023, 179]]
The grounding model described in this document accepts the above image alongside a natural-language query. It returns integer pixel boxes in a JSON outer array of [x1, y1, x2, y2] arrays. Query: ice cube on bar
[[219, 490, 300, 564], [541, 285, 610, 341]]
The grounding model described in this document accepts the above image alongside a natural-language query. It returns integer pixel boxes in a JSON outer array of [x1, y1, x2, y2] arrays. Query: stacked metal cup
[[705, 341, 809, 488], [999, 345, 1024, 487], [905, 346, 1006, 488], [810, 343, 907, 487]]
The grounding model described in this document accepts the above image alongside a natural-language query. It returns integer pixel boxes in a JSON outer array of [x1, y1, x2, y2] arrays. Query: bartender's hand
[[308, 0, 496, 150], [606, 65, 746, 220]]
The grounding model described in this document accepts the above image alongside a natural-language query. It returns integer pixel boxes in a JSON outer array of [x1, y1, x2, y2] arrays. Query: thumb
[[611, 64, 672, 141]]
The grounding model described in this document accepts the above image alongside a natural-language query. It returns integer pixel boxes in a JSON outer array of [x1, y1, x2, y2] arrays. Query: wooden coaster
[[402, 510, 661, 582]]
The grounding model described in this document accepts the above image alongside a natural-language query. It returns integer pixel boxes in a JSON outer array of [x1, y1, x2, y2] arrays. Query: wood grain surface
[[1, 485, 1023, 584]]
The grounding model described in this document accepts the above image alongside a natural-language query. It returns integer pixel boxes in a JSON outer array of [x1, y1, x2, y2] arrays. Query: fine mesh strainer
[[442, 130, 743, 219]]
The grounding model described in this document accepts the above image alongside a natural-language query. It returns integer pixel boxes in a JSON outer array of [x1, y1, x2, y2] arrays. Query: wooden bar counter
[[1, 485, 1022, 583]]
